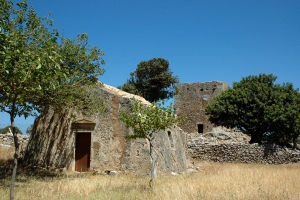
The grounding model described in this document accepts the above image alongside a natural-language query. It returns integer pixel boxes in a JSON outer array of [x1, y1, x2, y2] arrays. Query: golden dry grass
[[0, 147, 14, 160], [1, 161, 300, 200]]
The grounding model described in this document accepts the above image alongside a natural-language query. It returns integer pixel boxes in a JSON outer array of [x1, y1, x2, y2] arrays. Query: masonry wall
[[23, 85, 187, 175], [175, 81, 229, 133], [0, 133, 29, 160], [187, 131, 300, 164]]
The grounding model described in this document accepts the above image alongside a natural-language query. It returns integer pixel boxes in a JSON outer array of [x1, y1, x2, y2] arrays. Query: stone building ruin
[[2, 80, 300, 169], [23, 84, 187, 175], [175, 81, 300, 164], [175, 81, 229, 134]]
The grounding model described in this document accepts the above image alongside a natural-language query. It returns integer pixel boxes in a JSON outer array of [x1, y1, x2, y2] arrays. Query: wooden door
[[75, 132, 91, 172]]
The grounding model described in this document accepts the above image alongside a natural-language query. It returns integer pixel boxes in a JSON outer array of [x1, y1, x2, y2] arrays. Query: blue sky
[[1, 0, 299, 134]]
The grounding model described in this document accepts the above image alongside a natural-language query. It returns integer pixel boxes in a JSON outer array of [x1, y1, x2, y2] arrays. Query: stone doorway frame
[[71, 117, 96, 171]]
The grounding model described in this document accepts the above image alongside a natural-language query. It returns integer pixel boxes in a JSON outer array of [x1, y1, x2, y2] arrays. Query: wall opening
[[75, 132, 91, 172], [168, 131, 174, 148], [202, 97, 208, 109], [198, 124, 204, 134]]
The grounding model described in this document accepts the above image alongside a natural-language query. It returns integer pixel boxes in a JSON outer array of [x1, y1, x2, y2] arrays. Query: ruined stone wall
[[175, 81, 229, 133], [24, 85, 187, 175], [187, 131, 300, 164], [0, 133, 29, 160]]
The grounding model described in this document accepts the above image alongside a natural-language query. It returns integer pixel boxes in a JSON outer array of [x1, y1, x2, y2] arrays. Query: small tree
[[119, 99, 185, 187], [205, 74, 300, 146], [118, 58, 179, 102], [0, 1, 105, 199]]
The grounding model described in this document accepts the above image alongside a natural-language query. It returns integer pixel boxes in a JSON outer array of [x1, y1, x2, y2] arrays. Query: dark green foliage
[[0, 126, 22, 135], [118, 58, 179, 102], [205, 74, 300, 147]]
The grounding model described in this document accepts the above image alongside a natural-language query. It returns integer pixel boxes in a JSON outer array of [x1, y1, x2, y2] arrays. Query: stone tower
[[175, 81, 229, 133]]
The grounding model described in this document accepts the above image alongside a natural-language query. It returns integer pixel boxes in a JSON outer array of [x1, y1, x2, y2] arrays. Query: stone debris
[[171, 172, 179, 176], [0, 133, 29, 146], [184, 168, 198, 174]]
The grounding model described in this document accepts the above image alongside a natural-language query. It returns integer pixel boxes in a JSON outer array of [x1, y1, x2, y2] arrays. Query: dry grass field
[[0, 160, 299, 200]]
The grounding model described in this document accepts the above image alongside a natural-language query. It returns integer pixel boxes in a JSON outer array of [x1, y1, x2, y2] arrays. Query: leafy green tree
[[119, 99, 185, 188], [0, 125, 22, 135], [205, 74, 300, 146], [0, 1, 105, 199], [118, 58, 179, 102]]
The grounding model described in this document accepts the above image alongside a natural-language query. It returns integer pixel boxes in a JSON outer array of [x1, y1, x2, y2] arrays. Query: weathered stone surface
[[175, 81, 229, 133], [23, 84, 187, 175]]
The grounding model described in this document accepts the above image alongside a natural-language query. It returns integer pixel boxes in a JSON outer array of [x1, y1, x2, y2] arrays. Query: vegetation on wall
[[205, 74, 300, 147]]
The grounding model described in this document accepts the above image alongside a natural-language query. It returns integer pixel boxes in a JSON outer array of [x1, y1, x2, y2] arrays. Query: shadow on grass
[[0, 159, 86, 185]]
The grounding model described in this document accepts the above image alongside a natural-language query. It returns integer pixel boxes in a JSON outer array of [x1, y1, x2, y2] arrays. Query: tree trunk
[[148, 138, 155, 188], [10, 115, 19, 200], [293, 136, 297, 149]]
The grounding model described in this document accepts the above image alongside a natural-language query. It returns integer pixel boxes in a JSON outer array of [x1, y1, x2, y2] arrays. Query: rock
[[291, 158, 299, 162], [93, 169, 102, 175], [277, 151, 284, 156], [60, 167, 67, 172], [49, 166, 56, 171], [109, 171, 119, 175], [185, 168, 198, 174]]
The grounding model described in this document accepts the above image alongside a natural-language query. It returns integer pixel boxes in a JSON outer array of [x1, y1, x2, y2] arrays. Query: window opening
[[198, 124, 204, 134], [202, 97, 208, 109]]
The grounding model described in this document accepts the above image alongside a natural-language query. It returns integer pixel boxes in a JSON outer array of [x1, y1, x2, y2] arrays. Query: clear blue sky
[[1, 0, 300, 134]]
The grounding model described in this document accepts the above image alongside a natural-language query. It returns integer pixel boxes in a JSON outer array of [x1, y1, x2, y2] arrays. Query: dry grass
[[0, 147, 14, 160], [0, 160, 300, 200]]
